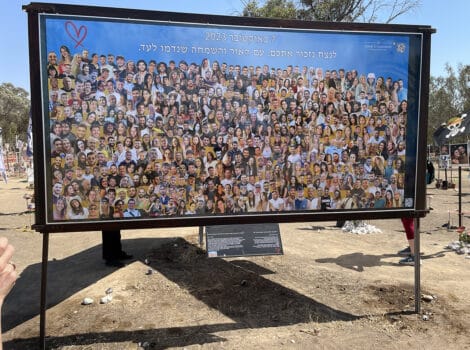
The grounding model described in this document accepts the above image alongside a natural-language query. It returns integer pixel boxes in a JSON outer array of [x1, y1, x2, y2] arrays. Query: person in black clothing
[[101, 229, 133, 268], [426, 160, 435, 184], [100, 197, 133, 267]]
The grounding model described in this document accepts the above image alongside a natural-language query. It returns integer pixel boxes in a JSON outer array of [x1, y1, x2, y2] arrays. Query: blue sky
[[2, 0, 468, 93]]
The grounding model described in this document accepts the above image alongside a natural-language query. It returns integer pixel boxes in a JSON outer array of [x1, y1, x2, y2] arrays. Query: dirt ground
[[1, 172, 469, 350]]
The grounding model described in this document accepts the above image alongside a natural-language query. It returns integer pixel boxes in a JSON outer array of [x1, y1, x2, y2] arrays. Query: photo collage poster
[[41, 14, 419, 222]]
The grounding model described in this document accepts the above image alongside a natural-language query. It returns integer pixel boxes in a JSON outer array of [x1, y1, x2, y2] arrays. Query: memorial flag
[[433, 111, 470, 145], [26, 109, 33, 157]]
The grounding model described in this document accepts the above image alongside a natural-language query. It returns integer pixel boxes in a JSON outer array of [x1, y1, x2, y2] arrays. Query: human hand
[[0, 237, 17, 305]]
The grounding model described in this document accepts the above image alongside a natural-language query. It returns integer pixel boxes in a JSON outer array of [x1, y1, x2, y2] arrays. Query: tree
[[242, 0, 297, 19], [0, 83, 30, 148], [241, 0, 420, 23], [428, 64, 470, 144]]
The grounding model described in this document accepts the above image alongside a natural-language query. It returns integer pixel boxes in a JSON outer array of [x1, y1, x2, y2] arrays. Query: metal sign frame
[[25, 2, 433, 234]]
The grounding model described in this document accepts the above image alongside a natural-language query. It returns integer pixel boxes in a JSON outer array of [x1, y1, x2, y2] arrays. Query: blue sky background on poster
[[44, 15, 410, 85]]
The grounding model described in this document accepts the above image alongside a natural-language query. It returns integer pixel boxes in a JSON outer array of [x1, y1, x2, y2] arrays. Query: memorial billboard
[[24, 3, 433, 232]]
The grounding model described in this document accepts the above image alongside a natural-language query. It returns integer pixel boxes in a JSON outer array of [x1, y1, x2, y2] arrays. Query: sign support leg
[[458, 166, 462, 227], [414, 218, 421, 314], [199, 226, 204, 248], [39, 232, 49, 350]]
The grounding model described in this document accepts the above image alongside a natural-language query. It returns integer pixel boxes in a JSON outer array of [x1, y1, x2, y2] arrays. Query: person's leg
[[401, 217, 415, 255], [102, 230, 123, 267], [408, 238, 415, 256], [399, 218, 416, 265], [335, 220, 345, 228]]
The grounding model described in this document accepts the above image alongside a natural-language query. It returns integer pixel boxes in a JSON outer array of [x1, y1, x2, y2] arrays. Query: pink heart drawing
[[65, 21, 87, 48]]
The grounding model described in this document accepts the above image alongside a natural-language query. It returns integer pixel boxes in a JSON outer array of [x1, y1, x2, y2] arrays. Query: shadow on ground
[[4, 237, 363, 349], [316, 251, 447, 272], [2, 236, 175, 332]]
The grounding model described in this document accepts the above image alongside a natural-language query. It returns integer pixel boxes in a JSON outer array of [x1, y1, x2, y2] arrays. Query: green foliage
[[298, 0, 366, 22], [241, 0, 420, 23], [242, 0, 298, 19], [0, 83, 30, 146], [459, 231, 470, 244]]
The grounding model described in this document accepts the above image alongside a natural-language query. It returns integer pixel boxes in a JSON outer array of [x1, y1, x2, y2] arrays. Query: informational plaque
[[206, 223, 283, 258]]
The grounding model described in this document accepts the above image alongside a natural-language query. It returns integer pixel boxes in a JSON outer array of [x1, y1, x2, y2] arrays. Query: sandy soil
[[0, 173, 469, 350]]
